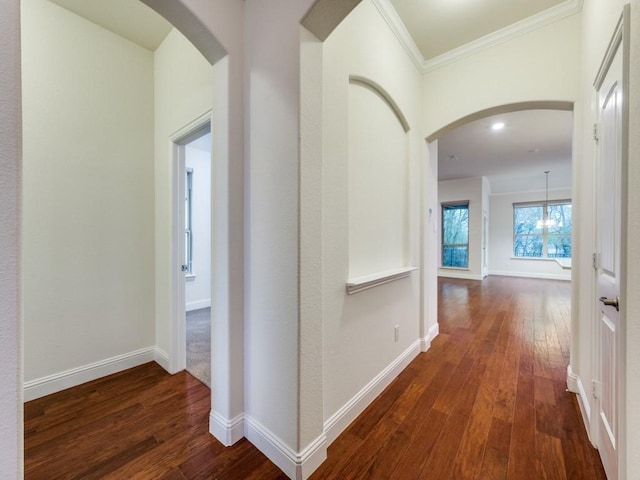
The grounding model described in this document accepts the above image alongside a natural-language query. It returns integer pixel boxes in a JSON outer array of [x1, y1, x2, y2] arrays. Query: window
[[513, 200, 572, 258], [185, 168, 193, 274], [442, 202, 469, 268]]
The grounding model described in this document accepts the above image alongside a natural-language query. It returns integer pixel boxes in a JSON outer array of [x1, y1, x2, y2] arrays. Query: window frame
[[441, 201, 470, 269], [185, 168, 194, 274], [513, 199, 572, 259]]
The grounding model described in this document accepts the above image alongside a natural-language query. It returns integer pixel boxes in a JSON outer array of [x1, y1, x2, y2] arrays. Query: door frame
[[169, 111, 212, 374], [591, 6, 630, 478]]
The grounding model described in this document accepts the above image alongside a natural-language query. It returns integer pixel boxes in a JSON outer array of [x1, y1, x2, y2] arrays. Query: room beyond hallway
[[186, 307, 211, 387]]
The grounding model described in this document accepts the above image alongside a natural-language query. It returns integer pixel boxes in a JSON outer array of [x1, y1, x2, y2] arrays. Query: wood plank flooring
[[24, 276, 605, 479]]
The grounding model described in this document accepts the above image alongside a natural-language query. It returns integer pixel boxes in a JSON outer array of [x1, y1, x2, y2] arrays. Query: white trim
[[487, 270, 571, 281], [23, 347, 156, 402], [323, 339, 421, 445], [420, 323, 440, 352], [373, 0, 583, 74], [566, 364, 579, 393], [210, 411, 245, 446], [244, 415, 327, 480], [346, 267, 417, 294], [154, 346, 170, 372], [438, 270, 484, 281], [186, 299, 212, 311], [567, 366, 593, 444]]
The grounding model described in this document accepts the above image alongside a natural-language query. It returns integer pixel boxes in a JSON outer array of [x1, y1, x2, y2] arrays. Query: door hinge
[[592, 252, 599, 270], [593, 123, 599, 142], [592, 379, 601, 399]]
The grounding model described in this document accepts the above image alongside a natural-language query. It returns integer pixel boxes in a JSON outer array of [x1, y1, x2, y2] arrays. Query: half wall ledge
[[346, 267, 418, 294]]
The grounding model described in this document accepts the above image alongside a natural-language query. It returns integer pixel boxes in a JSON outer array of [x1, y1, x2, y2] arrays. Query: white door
[[594, 14, 626, 479]]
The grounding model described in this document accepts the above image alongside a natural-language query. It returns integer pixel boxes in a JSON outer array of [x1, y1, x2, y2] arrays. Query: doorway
[[184, 130, 212, 387], [171, 116, 212, 386]]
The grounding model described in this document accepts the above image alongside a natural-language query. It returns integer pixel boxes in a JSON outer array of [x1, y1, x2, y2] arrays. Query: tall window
[[513, 200, 572, 258], [185, 168, 193, 274], [442, 202, 469, 268]]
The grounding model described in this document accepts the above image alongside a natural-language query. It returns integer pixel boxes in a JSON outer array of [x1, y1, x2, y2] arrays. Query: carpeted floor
[[186, 307, 211, 387]]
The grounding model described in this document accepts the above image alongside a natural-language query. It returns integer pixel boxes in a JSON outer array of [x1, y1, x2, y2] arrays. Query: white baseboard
[[323, 339, 421, 446], [186, 299, 211, 311], [210, 410, 245, 446], [567, 365, 592, 443], [420, 323, 439, 352], [488, 270, 571, 281], [245, 415, 327, 480], [438, 271, 484, 280], [154, 346, 170, 372], [23, 347, 156, 402]]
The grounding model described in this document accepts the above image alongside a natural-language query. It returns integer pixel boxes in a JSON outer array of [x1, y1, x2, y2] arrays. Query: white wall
[[438, 177, 485, 280], [185, 141, 212, 311], [0, 0, 22, 475], [489, 188, 572, 280], [21, 0, 155, 382], [625, 2, 640, 475], [153, 27, 213, 357], [322, 0, 425, 432], [573, 1, 640, 478]]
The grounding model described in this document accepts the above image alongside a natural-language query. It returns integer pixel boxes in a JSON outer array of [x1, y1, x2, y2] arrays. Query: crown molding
[[371, 0, 425, 72], [373, 0, 584, 75]]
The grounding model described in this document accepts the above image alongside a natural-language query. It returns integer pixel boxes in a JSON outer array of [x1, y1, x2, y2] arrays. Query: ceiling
[[389, 0, 567, 61], [46, 0, 575, 195], [49, 0, 172, 51], [437, 110, 573, 194]]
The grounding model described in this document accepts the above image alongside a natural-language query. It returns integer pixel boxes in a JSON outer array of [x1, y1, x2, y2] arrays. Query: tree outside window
[[513, 201, 572, 258], [442, 202, 469, 268]]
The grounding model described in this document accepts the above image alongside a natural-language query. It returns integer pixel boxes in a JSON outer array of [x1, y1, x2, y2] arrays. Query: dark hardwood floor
[[25, 276, 605, 479]]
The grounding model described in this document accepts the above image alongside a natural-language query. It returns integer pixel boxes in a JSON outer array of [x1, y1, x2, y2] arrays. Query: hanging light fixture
[[536, 170, 556, 229]]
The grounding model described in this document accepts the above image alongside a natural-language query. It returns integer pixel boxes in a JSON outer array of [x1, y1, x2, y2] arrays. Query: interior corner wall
[[185, 143, 212, 311], [438, 177, 484, 280], [322, 0, 423, 428], [421, 13, 581, 139], [0, 0, 22, 475], [488, 188, 572, 280], [153, 28, 213, 356], [21, 0, 155, 382]]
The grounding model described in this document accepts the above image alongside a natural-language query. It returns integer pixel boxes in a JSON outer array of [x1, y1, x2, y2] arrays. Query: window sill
[[510, 257, 572, 270], [440, 266, 470, 271], [346, 267, 417, 295]]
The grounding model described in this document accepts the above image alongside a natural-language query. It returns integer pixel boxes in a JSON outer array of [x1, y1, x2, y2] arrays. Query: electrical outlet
[[394, 325, 399, 342]]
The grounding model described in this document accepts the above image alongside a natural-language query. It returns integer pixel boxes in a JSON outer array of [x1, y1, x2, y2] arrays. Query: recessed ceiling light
[[528, 148, 541, 153], [448, 154, 458, 161], [491, 122, 505, 131]]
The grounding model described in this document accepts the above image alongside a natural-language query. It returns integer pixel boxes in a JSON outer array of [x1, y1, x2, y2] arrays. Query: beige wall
[[21, 0, 155, 382], [422, 13, 582, 139]]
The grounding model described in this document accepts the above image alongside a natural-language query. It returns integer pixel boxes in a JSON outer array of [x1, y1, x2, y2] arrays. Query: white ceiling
[[49, 0, 172, 51], [437, 110, 573, 194], [47, 0, 574, 196], [389, 0, 567, 61]]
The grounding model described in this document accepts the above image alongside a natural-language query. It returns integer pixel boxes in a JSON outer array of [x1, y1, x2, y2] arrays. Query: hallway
[[311, 276, 605, 479], [23, 277, 605, 479]]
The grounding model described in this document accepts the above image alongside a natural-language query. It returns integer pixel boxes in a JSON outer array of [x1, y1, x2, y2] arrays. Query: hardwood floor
[[25, 276, 605, 479]]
